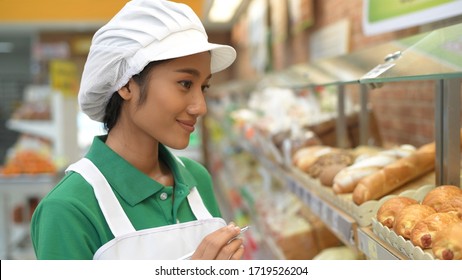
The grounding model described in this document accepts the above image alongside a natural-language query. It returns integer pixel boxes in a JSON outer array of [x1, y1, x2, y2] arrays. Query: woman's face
[[122, 51, 211, 149]]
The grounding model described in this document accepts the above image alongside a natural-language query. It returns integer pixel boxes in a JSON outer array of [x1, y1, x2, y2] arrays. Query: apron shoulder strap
[[66, 158, 136, 237], [187, 187, 213, 220]]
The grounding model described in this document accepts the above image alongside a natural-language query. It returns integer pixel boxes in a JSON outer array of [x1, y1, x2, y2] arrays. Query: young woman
[[31, 0, 244, 260]]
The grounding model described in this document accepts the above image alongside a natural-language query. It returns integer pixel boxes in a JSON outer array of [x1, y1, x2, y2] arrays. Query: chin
[[167, 141, 189, 150]]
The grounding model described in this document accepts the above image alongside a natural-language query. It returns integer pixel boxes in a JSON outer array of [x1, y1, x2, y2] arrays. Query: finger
[[192, 223, 241, 259], [201, 224, 241, 259], [229, 244, 245, 260], [217, 238, 244, 260]]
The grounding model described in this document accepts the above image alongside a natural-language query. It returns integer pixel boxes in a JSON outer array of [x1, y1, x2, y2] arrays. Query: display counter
[[205, 22, 462, 260]]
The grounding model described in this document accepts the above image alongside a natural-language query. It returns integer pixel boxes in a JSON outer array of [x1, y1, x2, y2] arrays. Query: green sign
[[368, 0, 456, 22], [363, 0, 462, 35]]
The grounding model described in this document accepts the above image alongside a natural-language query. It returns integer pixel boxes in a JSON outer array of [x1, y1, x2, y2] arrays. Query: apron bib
[[66, 158, 226, 260]]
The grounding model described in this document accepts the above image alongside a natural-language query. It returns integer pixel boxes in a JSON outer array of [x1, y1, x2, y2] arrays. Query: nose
[[187, 90, 207, 116]]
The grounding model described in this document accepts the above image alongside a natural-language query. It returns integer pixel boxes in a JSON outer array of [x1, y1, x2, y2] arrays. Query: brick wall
[[226, 0, 462, 148]]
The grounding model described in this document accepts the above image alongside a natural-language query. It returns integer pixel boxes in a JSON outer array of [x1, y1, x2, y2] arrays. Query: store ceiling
[[0, 0, 248, 53], [0, 0, 245, 34], [0, 0, 231, 57]]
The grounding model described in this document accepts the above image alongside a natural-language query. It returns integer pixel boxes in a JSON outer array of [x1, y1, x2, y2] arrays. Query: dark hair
[[103, 59, 171, 132]]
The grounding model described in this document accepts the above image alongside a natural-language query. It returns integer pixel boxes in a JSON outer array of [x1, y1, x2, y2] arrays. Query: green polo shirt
[[30, 135, 222, 260]]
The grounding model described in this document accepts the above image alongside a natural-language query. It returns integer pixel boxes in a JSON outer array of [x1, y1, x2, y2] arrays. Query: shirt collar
[[85, 135, 197, 206]]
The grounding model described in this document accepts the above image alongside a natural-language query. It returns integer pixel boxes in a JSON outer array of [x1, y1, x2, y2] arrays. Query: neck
[[105, 126, 163, 179]]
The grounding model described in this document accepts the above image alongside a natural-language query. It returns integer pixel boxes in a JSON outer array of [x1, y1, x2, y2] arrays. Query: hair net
[[79, 0, 236, 122]]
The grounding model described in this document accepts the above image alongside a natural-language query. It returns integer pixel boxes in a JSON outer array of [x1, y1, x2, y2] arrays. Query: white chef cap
[[79, 0, 236, 122]]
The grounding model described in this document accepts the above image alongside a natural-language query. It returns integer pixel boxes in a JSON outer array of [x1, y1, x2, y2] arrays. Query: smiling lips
[[177, 120, 196, 132]]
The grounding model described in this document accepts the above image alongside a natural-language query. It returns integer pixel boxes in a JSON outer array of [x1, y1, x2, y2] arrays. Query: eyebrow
[[175, 68, 212, 80]]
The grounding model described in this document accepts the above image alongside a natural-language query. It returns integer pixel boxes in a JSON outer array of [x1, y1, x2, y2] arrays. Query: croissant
[[421, 185, 462, 212], [438, 195, 462, 219], [410, 212, 460, 249], [432, 222, 462, 260], [393, 204, 436, 239], [377, 196, 418, 228]]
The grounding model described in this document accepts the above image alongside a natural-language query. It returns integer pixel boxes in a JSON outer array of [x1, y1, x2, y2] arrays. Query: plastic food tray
[[290, 168, 435, 227], [371, 218, 435, 260]]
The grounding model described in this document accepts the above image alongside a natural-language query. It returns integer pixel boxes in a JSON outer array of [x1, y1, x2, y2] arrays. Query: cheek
[[141, 87, 187, 119]]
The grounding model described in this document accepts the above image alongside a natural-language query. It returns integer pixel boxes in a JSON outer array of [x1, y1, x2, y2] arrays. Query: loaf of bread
[[292, 146, 333, 172], [376, 196, 419, 228], [307, 151, 353, 178], [432, 222, 462, 260], [353, 142, 435, 205], [421, 185, 462, 212], [351, 145, 382, 159], [333, 145, 415, 194], [319, 163, 349, 187], [393, 204, 436, 239], [410, 212, 460, 249]]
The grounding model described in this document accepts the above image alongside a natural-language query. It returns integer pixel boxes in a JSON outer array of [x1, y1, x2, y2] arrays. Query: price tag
[[331, 210, 340, 233], [286, 178, 296, 193], [303, 190, 312, 205], [310, 196, 321, 216], [295, 182, 304, 198], [320, 203, 330, 225], [367, 238, 379, 260]]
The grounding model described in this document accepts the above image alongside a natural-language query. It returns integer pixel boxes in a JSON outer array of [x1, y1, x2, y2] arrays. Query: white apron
[[66, 158, 226, 260]]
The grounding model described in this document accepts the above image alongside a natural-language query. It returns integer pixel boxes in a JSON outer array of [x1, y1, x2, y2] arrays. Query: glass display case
[[212, 22, 462, 260], [360, 22, 462, 188]]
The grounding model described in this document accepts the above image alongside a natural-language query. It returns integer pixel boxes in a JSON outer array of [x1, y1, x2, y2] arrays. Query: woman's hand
[[191, 223, 245, 260]]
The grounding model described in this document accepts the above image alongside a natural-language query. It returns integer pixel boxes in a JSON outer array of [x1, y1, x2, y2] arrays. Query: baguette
[[333, 145, 415, 194], [333, 166, 379, 193], [353, 142, 435, 205]]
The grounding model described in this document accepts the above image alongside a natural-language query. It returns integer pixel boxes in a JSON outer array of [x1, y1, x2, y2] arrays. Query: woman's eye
[[179, 80, 193, 89]]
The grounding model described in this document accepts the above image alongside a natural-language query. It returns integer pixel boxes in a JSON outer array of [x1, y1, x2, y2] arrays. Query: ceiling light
[[208, 0, 243, 23], [0, 42, 14, 53]]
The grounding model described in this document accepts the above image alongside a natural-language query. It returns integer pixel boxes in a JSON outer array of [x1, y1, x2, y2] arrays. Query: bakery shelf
[[371, 218, 435, 260], [252, 212, 286, 260], [6, 120, 55, 140], [283, 174, 358, 250], [291, 169, 436, 227], [203, 22, 462, 260], [237, 136, 451, 260], [240, 140, 360, 253], [308, 191, 358, 250], [6, 87, 79, 165], [357, 227, 408, 260], [207, 137, 285, 260]]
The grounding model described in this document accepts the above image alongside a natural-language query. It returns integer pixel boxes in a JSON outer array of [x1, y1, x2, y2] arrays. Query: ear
[[117, 78, 137, 100]]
